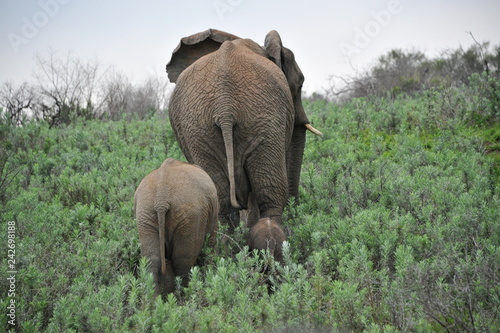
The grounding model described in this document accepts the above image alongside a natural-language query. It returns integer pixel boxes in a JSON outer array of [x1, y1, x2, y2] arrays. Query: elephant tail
[[218, 119, 240, 209], [157, 205, 170, 278]]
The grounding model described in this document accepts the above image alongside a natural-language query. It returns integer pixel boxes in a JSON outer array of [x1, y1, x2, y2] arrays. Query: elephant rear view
[[166, 29, 322, 235], [134, 158, 218, 296]]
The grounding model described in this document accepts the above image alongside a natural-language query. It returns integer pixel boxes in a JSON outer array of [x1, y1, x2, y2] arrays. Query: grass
[[1, 80, 499, 332]]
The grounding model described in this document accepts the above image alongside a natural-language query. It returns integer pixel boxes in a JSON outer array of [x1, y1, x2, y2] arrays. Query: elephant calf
[[248, 217, 286, 264], [134, 158, 219, 295]]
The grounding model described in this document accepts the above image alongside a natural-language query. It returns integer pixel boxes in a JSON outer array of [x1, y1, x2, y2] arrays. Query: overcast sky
[[1, 0, 499, 94]]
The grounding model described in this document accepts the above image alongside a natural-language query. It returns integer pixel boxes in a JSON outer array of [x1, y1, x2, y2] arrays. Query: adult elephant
[[166, 29, 321, 232]]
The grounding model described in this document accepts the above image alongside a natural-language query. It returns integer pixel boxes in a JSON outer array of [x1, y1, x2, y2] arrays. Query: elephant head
[[263, 30, 323, 198], [248, 217, 286, 264]]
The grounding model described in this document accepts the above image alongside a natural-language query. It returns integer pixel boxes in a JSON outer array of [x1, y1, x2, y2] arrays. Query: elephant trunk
[[287, 125, 307, 200], [218, 119, 240, 209]]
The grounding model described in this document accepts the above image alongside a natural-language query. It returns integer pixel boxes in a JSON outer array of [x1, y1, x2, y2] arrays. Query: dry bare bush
[[0, 81, 38, 126], [327, 40, 500, 101], [1, 49, 172, 126], [99, 71, 170, 120], [34, 49, 107, 127]]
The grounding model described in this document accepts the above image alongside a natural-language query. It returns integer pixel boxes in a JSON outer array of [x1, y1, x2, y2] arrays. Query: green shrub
[[1, 87, 499, 332]]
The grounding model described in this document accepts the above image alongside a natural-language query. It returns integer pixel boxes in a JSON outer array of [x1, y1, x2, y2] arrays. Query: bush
[[326, 42, 500, 101], [1, 85, 499, 332]]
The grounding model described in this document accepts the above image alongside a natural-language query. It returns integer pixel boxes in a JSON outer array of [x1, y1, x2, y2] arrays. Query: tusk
[[305, 124, 323, 137]]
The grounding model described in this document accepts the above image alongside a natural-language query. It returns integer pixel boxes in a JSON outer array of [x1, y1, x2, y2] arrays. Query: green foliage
[[1, 83, 499, 332], [329, 42, 500, 100]]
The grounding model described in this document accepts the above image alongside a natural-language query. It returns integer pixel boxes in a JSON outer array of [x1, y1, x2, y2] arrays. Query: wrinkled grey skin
[[134, 158, 218, 296], [166, 29, 321, 260]]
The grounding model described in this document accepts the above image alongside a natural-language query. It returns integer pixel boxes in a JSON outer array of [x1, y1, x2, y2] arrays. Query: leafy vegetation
[[1, 75, 499, 332], [327, 40, 500, 101]]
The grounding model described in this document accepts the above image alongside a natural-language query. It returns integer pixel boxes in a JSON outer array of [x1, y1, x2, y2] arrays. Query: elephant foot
[[219, 207, 241, 233]]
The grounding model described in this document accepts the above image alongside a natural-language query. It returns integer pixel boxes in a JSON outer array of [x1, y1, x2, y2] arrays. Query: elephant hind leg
[[172, 257, 198, 288], [139, 231, 163, 296], [219, 201, 241, 232], [139, 229, 175, 296], [171, 233, 204, 289], [141, 250, 175, 296], [245, 146, 288, 223], [163, 259, 175, 294], [143, 255, 163, 296]]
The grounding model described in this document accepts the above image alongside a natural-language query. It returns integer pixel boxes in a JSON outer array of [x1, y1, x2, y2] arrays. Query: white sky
[[1, 0, 499, 94]]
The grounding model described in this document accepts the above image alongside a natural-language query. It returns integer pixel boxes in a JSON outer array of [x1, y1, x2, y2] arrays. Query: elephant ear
[[166, 29, 241, 83], [264, 30, 309, 125], [264, 30, 283, 69]]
